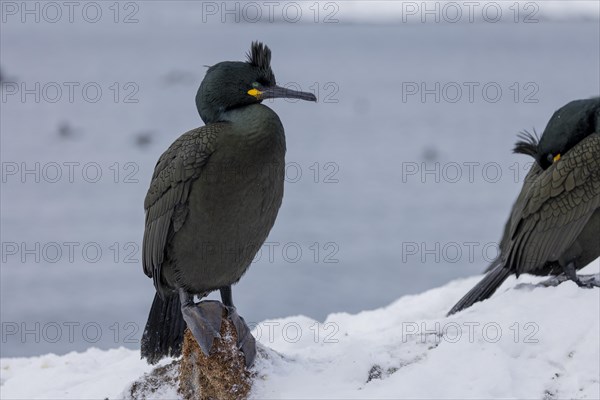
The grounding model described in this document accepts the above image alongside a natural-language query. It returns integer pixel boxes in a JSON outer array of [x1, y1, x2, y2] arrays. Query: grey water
[[1, 6, 599, 357]]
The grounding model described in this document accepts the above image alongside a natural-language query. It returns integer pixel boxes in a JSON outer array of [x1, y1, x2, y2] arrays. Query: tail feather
[[483, 256, 502, 273], [447, 264, 512, 316], [141, 292, 186, 364]]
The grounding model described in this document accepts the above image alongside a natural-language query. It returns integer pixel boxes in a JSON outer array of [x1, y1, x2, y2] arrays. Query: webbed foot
[[562, 262, 599, 288], [179, 288, 256, 367], [539, 272, 600, 288], [224, 305, 256, 368], [179, 289, 223, 356], [573, 273, 600, 288]]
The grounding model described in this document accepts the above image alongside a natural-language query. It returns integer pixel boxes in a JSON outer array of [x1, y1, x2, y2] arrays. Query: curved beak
[[252, 85, 317, 102]]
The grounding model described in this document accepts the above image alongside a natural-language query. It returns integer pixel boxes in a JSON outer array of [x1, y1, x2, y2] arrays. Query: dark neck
[[220, 104, 283, 141]]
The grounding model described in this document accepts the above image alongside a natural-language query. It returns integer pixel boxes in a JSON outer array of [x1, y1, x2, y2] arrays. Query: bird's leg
[[220, 286, 234, 308], [220, 286, 256, 368], [562, 261, 581, 284], [178, 288, 223, 356], [560, 261, 597, 288]]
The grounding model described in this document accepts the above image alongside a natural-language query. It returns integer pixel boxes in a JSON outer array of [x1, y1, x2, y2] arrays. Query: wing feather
[[141, 124, 224, 295], [503, 133, 600, 275]]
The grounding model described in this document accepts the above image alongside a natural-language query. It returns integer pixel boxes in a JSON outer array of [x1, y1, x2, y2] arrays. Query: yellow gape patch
[[553, 154, 561, 163], [247, 89, 262, 99]]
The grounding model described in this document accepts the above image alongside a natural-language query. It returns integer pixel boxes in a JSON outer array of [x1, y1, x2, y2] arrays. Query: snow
[[0, 348, 172, 399], [2, 263, 598, 399]]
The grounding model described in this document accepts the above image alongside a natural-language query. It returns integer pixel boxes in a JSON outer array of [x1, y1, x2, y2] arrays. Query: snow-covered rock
[[2, 264, 598, 399]]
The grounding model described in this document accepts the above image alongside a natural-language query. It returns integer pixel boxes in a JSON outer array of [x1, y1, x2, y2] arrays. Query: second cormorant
[[448, 97, 600, 315]]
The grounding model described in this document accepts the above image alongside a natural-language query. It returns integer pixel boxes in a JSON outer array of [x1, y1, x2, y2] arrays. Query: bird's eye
[[252, 82, 260, 88]]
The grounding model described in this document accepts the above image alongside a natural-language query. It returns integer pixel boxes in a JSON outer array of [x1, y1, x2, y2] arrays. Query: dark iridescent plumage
[[448, 97, 600, 315], [141, 42, 316, 364]]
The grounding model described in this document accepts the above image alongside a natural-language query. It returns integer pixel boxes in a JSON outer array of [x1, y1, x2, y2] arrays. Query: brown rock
[[178, 313, 252, 400]]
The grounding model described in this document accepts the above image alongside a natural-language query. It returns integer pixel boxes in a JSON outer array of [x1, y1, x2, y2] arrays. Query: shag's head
[[196, 42, 317, 124], [514, 97, 600, 169]]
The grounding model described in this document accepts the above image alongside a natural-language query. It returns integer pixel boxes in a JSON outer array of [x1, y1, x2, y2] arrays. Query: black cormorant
[[140, 42, 316, 365], [448, 97, 600, 315]]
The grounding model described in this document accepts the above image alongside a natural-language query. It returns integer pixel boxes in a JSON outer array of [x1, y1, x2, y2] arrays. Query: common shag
[[141, 42, 316, 365], [448, 97, 600, 315]]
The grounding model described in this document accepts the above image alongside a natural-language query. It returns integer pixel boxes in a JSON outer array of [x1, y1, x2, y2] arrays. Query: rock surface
[[179, 316, 252, 400]]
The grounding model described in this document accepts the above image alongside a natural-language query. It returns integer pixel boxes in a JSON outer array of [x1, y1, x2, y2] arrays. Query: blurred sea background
[[1, 1, 599, 357]]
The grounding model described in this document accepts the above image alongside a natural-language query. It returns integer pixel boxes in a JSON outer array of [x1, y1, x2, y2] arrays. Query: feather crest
[[513, 129, 540, 159], [246, 41, 272, 71]]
